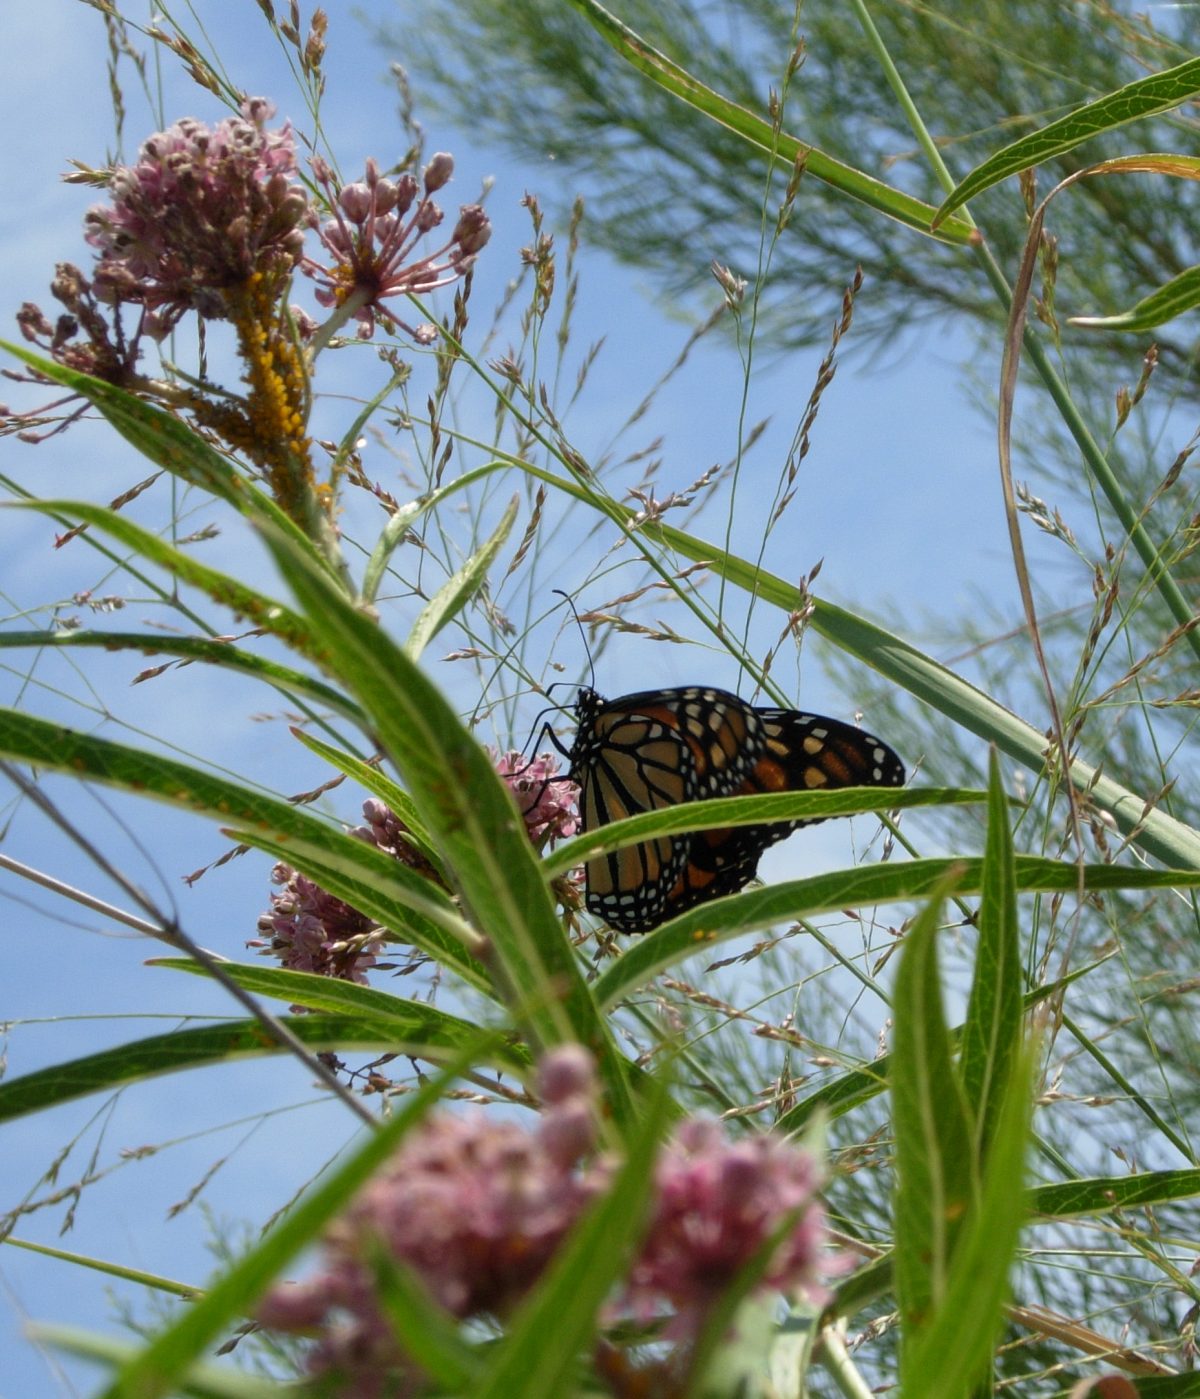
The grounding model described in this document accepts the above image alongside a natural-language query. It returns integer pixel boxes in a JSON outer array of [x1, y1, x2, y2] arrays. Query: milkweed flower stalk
[[257, 1047, 833, 1397], [9, 98, 490, 561]]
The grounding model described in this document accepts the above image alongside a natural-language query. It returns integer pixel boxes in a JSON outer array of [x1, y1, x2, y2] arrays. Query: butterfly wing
[[570, 687, 764, 934], [570, 688, 905, 935], [646, 710, 906, 928]]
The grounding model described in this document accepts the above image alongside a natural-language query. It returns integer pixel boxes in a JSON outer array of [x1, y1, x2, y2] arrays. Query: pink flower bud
[[338, 182, 373, 224], [453, 204, 492, 255], [423, 151, 454, 192], [415, 201, 444, 234], [394, 173, 418, 214], [537, 1044, 596, 1104], [371, 179, 399, 216]]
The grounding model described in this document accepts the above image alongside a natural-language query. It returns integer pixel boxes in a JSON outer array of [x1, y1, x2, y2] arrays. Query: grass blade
[[404, 492, 518, 660], [0, 1015, 449, 1123], [563, 0, 973, 242], [935, 55, 1200, 223], [544, 785, 982, 878], [594, 857, 1200, 1009], [890, 875, 975, 1344], [1071, 261, 1200, 332], [959, 749, 1022, 1160]]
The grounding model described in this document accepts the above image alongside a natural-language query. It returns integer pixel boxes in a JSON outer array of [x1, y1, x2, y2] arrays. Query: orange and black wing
[[655, 709, 906, 924], [569, 687, 764, 934], [570, 688, 904, 935]]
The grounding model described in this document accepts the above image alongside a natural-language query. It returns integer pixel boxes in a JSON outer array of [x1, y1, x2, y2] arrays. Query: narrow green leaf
[[0, 1015, 435, 1124], [257, 519, 636, 1130], [6, 499, 323, 663], [474, 1075, 669, 1399], [959, 749, 1022, 1161], [544, 784, 984, 878], [29, 1326, 280, 1399], [0, 627, 364, 722], [3, 1239, 197, 1300], [1030, 1167, 1200, 1217], [1071, 262, 1200, 332], [148, 958, 529, 1067], [368, 1247, 481, 1390], [564, 0, 974, 242], [288, 728, 442, 870], [405, 493, 519, 660], [360, 459, 518, 606], [890, 876, 976, 1339], [100, 1052, 479, 1399], [0, 707, 489, 991], [363, 496, 426, 605], [593, 856, 1200, 1010], [900, 1047, 1034, 1398], [0, 340, 336, 576], [935, 55, 1200, 222]]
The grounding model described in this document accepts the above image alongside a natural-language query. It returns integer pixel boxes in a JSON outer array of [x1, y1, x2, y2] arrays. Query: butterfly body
[[568, 686, 904, 934]]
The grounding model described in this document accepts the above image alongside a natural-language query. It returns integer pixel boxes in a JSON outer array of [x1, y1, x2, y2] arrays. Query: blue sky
[[0, 2, 1019, 1394]]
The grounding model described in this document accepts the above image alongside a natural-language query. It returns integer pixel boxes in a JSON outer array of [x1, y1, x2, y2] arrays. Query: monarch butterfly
[[568, 686, 905, 934]]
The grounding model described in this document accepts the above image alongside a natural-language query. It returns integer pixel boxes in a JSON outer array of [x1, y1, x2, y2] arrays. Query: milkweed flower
[[249, 799, 448, 984], [302, 153, 491, 340], [11, 265, 146, 440], [626, 1115, 830, 1338], [257, 1048, 833, 1394], [492, 749, 580, 845], [10, 101, 313, 464], [256, 1047, 608, 1394], [250, 862, 384, 984], [354, 798, 446, 885], [82, 97, 307, 334]]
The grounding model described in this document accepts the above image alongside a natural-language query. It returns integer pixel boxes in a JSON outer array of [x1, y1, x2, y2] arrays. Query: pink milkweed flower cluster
[[11, 99, 493, 443], [250, 747, 579, 986], [303, 153, 492, 340], [627, 1116, 830, 1336], [491, 749, 580, 846], [257, 1047, 832, 1396], [257, 1047, 608, 1394], [248, 798, 425, 983], [82, 97, 307, 336], [250, 861, 385, 985]]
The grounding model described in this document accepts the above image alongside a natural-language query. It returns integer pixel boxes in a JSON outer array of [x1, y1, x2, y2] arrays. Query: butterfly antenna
[[552, 588, 595, 692]]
